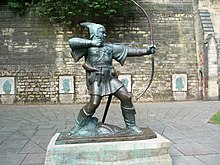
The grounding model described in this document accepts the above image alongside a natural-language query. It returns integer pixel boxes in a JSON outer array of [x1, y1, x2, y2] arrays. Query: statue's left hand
[[147, 45, 156, 54]]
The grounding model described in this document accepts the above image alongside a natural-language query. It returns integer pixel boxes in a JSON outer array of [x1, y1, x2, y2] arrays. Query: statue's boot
[[69, 108, 93, 135], [121, 106, 143, 134]]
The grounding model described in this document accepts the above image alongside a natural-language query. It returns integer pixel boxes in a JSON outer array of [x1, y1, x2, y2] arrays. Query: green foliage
[[209, 112, 220, 125], [6, 0, 131, 25], [7, 0, 27, 14]]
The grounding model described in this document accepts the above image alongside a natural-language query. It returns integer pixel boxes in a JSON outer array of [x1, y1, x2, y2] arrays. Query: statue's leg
[[69, 108, 93, 134], [84, 95, 102, 114], [69, 95, 102, 134], [114, 87, 143, 134]]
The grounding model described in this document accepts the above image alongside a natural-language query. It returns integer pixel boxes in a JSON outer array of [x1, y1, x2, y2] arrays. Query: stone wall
[[0, 0, 199, 104], [195, 0, 220, 100]]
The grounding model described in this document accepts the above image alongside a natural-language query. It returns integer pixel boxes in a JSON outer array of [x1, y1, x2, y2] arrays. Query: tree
[[6, 0, 131, 25]]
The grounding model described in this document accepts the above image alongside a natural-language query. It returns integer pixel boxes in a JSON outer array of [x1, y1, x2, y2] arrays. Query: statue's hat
[[80, 22, 105, 39]]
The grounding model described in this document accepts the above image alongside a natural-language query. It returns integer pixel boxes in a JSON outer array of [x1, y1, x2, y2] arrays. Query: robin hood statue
[[69, 22, 155, 136]]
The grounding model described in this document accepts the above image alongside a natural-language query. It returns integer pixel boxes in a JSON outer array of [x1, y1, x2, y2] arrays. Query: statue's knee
[[124, 93, 132, 102], [86, 100, 100, 111], [85, 95, 101, 113], [91, 100, 100, 109], [121, 93, 133, 107]]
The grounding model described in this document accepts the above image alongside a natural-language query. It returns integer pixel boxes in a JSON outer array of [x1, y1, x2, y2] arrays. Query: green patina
[[3, 80, 12, 94]]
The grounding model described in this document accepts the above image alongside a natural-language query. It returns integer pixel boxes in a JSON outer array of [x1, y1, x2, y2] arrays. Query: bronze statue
[[69, 22, 155, 136]]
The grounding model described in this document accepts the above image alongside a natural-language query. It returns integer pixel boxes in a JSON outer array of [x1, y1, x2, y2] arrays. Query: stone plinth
[[44, 132, 172, 165]]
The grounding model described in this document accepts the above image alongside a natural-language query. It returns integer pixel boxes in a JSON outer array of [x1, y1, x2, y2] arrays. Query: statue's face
[[96, 27, 106, 42]]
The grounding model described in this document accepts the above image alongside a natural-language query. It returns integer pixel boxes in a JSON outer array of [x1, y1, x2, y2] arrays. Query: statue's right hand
[[91, 39, 103, 47]]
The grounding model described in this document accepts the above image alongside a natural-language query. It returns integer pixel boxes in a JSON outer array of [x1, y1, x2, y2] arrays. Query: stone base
[[0, 95, 15, 104], [173, 91, 187, 101], [44, 132, 172, 165], [59, 93, 74, 104]]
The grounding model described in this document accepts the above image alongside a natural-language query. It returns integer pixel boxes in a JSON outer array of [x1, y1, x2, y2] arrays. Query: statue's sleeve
[[112, 45, 128, 66], [69, 38, 90, 62]]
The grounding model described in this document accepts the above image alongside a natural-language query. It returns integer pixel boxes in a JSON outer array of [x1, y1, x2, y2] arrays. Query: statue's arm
[[112, 44, 155, 65], [127, 45, 155, 57], [69, 38, 93, 49], [69, 38, 102, 49], [69, 38, 96, 62]]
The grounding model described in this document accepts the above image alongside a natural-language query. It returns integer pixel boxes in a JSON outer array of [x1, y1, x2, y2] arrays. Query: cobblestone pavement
[[0, 101, 220, 165]]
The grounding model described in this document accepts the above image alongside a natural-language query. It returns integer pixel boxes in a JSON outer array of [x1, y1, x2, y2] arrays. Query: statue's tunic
[[69, 39, 128, 96]]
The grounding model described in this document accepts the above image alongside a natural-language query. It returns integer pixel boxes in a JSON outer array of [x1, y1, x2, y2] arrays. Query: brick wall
[[0, 0, 199, 104]]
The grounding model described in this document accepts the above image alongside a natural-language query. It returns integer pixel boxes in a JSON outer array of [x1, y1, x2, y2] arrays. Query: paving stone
[[21, 153, 45, 165], [0, 139, 28, 149], [202, 143, 220, 153], [65, 124, 74, 130], [164, 111, 178, 120], [191, 136, 217, 144], [162, 127, 187, 140], [54, 123, 66, 129], [65, 119, 74, 125], [171, 138, 195, 144], [206, 123, 220, 131], [210, 135, 220, 143], [0, 132, 12, 143], [146, 109, 158, 118], [20, 141, 45, 153], [0, 154, 26, 165], [148, 124, 166, 134], [19, 130, 37, 138], [0, 101, 220, 165], [35, 129, 56, 136], [7, 131, 29, 140], [195, 154, 220, 165], [182, 110, 202, 121], [167, 122, 191, 130], [56, 128, 69, 132], [172, 156, 207, 165], [38, 124, 55, 130], [20, 124, 39, 130], [22, 164, 44, 165], [31, 135, 52, 143], [173, 143, 217, 156], [170, 146, 184, 157], [38, 142, 50, 150], [49, 120, 67, 125], [156, 111, 168, 119], [0, 148, 21, 155], [172, 109, 191, 120], [0, 126, 20, 132], [178, 128, 204, 138]]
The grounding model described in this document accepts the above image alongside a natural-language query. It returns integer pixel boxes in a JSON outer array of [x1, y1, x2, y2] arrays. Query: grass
[[209, 112, 220, 125]]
